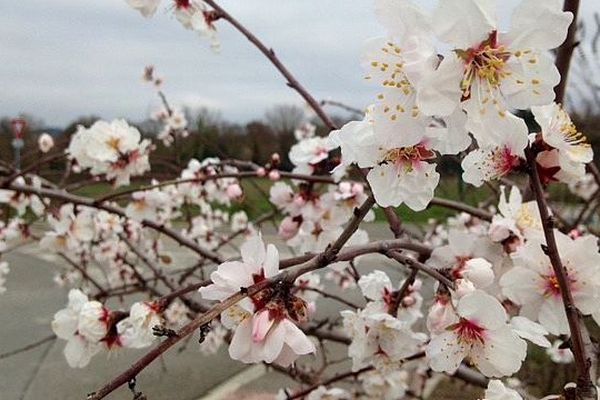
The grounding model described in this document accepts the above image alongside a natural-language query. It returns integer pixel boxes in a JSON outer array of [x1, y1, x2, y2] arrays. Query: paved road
[[0, 224, 405, 400]]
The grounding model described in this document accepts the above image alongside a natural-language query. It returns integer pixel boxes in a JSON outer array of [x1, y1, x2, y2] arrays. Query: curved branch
[[205, 0, 337, 130], [8, 183, 225, 264]]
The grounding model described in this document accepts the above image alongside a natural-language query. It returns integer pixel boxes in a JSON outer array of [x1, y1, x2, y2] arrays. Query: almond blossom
[[358, 270, 423, 326], [330, 112, 441, 210], [38, 132, 55, 153], [342, 306, 426, 372], [461, 128, 526, 187], [117, 301, 163, 349], [427, 229, 500, 289], [199, 235, 315, 366], [67, 119, 151, 187], [427, 290, 527, 377], [500, 231, 600, 335], [417, 0, 572, 148], [52, 289, 105, 368], [532, 103, 594, 183], [489, 185, 542, 246], [483, 380, 523, 400]]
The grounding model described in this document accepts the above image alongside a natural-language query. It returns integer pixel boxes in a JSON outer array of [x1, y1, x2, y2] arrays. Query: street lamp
[[10, 117, 27, 170]]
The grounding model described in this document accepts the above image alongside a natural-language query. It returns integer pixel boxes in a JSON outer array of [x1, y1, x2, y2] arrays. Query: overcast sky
[[1, 0, 598, 127]]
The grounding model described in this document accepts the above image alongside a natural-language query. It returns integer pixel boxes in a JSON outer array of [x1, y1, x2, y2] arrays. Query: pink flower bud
[[278, 217, 300, 240], [251, 309, 274, 343], [268, 170, 280, 181], [226, 184, 243, 199], [256, 167, 266, 177]]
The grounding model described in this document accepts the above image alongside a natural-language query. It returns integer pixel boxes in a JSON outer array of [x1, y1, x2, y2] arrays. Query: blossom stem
[[554, 0, 581, 103], [525, 146, 596, 399]]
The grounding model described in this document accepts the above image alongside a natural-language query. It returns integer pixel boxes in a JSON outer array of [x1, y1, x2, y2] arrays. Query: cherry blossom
[[330, 112, 441, 210], [461, 128, 526, 187], [546, 340, 574, 364]]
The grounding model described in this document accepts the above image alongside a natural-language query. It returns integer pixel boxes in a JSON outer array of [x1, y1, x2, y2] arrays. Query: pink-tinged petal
[[263, 244, 280, 278], [260, 322, 286, 363], [229, 318, 253, 362], [426, 330, 467, 373], [474, 326, 527, 377], [281, 319, 315, 356], [240, 234, 266, 267], [251, 310, 275, 343]]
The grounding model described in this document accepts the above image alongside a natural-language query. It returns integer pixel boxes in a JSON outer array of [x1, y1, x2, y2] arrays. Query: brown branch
[[554, 0, 581, 103], [94, 171, 334, 203], [88, 194, 376, 399], [385, 250, 455, 289], [8, 183, 225, 264], [205, 0, 337, 131], [525, 147, 596, 399], [428, 197, 493, 221]]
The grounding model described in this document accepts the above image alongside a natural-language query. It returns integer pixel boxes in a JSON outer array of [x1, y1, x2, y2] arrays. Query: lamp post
[[10, 118, 27, 170]]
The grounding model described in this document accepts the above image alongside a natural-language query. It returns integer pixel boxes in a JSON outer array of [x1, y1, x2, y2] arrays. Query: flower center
[[556, 107, 590, 150], [451, 318, 486, 344], [485, 145, 520, 179], [106, 137, 121, 151], [382, 145, 435, 170], [543, 275, 561, 297], [457, 31, 510, 98]]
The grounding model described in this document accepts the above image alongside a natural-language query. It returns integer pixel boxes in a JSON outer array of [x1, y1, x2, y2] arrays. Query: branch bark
[[525, 147, 596, 400]]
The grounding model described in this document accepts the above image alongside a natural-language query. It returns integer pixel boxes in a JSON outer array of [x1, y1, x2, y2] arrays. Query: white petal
[[507, 0, 573, 50], [432, 0, 496, 49], [457, 290, 506, 330], [417, 55, 463, 117], [426, 330, 467, 373], [510, 316, 551, 348]]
